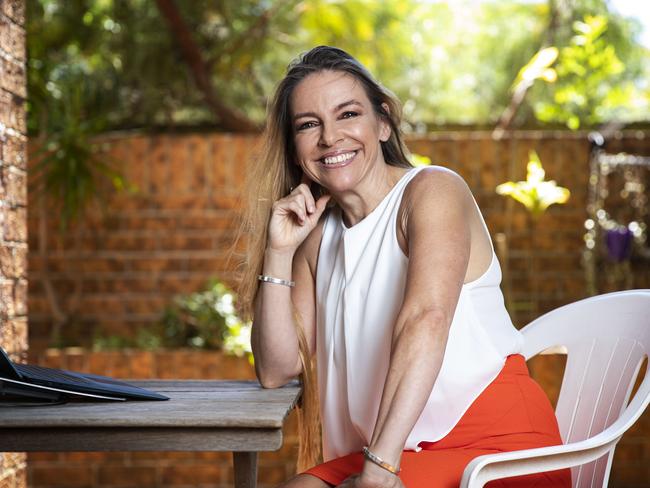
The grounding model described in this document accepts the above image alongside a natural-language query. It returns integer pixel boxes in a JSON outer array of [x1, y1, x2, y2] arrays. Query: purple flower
[[605, 228, 633, 262]]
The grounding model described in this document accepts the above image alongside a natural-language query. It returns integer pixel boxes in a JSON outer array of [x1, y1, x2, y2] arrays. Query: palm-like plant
[[496, 150, 570, 219], [496, 150, 570, 320]]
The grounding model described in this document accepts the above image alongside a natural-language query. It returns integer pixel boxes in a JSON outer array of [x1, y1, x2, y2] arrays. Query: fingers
[[286, 195, 308, 224], [292, 183, 316, 213], [273, 176, 329, 228], [314, 193, 331, 214]]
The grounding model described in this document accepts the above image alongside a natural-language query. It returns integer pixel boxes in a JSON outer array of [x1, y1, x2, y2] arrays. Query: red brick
[[157, 235, 214, 251], [97, 466, 156, 487], [30, 466, 94, 488], [154, 351, 180, 379], [0, 56, 25, 97], [78, 258, 127, 273], [0, 169, 5, 205], [186, 257, 229, 272], [102, 235, 157, 252], [208, 192, 242, 210], [256, 464, 288, 485], [231, 136, 255, 187], [1, 1, 26, 25], [128, 350, 155, 379], [0, 317, 27, 359], [0, 245, 14, 277], [1, 453, 26, 472], [121, 295, 166, 315], [13, 277, 26, 315], [0, 280, 14, 316], [175, 213, 237, 231], [120, 136, 149, 192], [209, 134, 231, 189], [0, 15, 25, 61], [186, 135, 209, 192], [156, 194, 211, 210], [0, 91, 26, 134], [60, 451, 128, 464], [158, 276, 208, 294], [27, 452, 61, 462], [167, 138, 191, 194], [3, 206, 27, 241], [161, 464, 221, 485], [13, 245, 26, 277], [148, 136, 169, 194], [129, 258, 186, 272]]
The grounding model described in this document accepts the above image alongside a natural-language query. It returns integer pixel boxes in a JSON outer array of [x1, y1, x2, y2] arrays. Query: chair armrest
[[461, 372, 650, 488], [459, 433, 622, 488]]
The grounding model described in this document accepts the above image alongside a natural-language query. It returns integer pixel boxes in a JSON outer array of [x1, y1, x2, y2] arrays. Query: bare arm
[[251, 182, 330, 388], [352, 169, 479, 487]]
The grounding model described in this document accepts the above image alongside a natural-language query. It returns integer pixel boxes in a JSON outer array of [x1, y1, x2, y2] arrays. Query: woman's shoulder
[[403, 165, 473, 209]]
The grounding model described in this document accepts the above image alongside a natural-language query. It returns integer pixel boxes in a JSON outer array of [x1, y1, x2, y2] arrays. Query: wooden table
[[0, 380, 301, 488]]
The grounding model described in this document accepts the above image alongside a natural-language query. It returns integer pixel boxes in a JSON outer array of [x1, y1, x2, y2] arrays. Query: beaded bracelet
[[257, 275, 295, 287], [362, 446, 400, 475]]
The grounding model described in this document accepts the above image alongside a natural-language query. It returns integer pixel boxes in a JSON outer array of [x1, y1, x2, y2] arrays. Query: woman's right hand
[[267, 179, 331, 254]]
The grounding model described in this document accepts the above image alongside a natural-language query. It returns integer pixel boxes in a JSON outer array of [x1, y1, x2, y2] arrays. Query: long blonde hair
[[237, 46, 412, 471]]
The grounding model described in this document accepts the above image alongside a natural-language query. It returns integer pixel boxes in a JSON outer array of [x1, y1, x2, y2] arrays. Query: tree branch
[[493, 0, 564, 137], [154, 0, 260, 132]]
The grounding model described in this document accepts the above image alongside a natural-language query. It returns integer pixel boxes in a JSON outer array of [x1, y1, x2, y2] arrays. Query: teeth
[[323, 151, 355, 165]]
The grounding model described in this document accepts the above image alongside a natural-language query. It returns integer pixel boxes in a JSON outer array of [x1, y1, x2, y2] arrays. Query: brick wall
[[0, 1, 27, 487], [26, 130, 650, 351]]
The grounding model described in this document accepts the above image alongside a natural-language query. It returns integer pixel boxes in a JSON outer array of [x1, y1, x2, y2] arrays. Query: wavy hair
[[237, 46, 412, 471]]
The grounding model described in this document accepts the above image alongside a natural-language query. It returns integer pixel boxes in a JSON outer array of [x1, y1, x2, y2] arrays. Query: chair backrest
[[521, 290, 650, 488]]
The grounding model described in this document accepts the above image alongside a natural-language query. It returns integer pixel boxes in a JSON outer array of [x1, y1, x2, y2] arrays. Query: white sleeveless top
[[315, 166, 523, 461]]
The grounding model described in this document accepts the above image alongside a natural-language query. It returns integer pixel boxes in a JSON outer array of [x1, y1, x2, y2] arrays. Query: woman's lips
[[319, 150, 358, 168]]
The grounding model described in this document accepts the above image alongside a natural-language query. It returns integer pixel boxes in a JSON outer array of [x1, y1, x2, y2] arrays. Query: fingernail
[[309, 205, 315, 213]]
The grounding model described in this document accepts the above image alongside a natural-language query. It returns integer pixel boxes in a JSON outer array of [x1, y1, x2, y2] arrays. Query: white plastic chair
[[460, 289, 650, 488]]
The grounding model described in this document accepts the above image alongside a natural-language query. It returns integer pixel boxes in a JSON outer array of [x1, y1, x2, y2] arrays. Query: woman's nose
[[318, 123, 342, 147]]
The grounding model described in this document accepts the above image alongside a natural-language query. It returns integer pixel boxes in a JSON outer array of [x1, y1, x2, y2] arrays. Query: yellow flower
[[410, 153, 432, 167], [496, 150, 570, 218]]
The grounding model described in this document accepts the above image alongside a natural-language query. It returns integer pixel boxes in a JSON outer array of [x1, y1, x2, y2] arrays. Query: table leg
[[233, 451, 258, 488]]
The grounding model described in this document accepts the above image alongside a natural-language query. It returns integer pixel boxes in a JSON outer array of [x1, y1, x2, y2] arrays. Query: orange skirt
[[303, 355, 571, 487]]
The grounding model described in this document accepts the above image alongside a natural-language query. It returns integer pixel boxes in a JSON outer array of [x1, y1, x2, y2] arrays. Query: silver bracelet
[[362, 446, 400, 474], [257, 275, 295, 287]]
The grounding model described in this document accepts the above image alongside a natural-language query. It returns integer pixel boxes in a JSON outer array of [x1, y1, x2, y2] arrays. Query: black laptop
[[0, 347, 168, 402]]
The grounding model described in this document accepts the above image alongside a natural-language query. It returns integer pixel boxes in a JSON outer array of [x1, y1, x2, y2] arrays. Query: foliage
[[532, 15, 643, 129], [513, 47, 559, 88], [496, 150, 570, 218], [159, 279, 252, 357], [27, 0, 649, 133], [92, 279, 253, 359], [27, 1, 132, 229], [409, 153, 432, 167]]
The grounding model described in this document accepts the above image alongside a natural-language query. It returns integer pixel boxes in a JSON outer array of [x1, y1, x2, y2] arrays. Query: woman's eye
[[341, 111, 359, 119], [297, 121, 317, 131]]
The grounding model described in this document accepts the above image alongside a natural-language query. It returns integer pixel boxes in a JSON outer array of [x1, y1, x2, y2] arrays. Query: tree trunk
[[154, 0, 260, 133]]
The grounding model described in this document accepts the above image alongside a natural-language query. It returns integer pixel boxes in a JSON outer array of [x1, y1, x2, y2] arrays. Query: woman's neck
[[333, 164, 410, 228]]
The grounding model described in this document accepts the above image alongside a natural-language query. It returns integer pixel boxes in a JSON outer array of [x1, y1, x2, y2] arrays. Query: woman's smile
[[319, 150, 358, 167]]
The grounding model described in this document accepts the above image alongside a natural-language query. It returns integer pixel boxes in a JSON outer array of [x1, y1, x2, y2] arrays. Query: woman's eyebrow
[[293, 99, 363, 121]]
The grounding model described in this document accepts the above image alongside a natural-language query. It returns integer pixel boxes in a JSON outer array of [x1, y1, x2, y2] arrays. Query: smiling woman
[[238, 46, 571, 488]]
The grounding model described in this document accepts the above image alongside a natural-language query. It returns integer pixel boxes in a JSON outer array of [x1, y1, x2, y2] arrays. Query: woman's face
[[290, 70, 390, 194]]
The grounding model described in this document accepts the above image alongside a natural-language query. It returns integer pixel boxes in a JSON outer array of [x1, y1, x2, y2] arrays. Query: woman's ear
[[379, 102, 391, 142]]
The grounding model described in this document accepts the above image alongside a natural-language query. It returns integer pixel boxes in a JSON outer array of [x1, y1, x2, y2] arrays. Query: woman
[[240, 46, 570, 488]]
